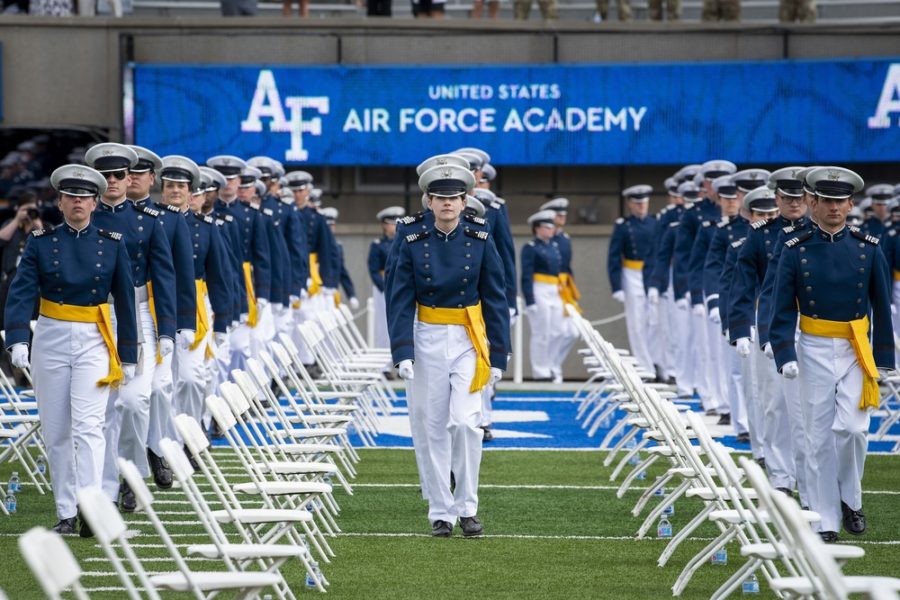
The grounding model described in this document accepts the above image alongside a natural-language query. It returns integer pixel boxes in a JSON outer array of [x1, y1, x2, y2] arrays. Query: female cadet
[[388, 162, 509, 538], [5, 165, 137, 536], [521, 209, 565, 382]]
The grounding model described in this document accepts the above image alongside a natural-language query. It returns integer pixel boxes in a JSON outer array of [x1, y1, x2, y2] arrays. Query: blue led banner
[[130, 59, 900, 166]]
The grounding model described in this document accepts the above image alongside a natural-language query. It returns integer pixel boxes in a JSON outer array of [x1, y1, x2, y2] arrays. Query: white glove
[[735, 337, 752, 358], [158, 337, 174, 357], [647, 305, 659, 327], [289, 294, 300, 306], [708, 306, 720, 324], [525, 304, 538, 317], [489, 367, 502, 385], [763, 343, 774, 360], [300, 288, 309, 300], [892, 304, 897, 316], [122, 364, 136, 384], [397, 359, 414, 380], [647, 287, 659, 305], [508, 307, 517, 327], [239, 312, 249, 324], [214, 331, 228, 346], [257, 297, 269, 309], [675, 298, 689, 311], [612, 290, 626, 303], [177, 329, 195, 350], [692, 303, 705, 317], [9, 344, 29, 369], [781, 361, 799, 379], [348, 297, 360, 310]]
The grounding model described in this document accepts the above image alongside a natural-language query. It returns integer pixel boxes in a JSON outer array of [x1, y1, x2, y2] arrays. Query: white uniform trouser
[[797, 332, 869, 533], [622, 267, 653, 373], [705, 316, 729, 415], [147, 350, 175, 456], [553, 314, 579, 380], [251, 301, 276, 355], [293, 294, 320, 365], [104, 300, 155, 501], [650, 293, 675, 380], [723, 336, 748, 435], [691, 307, 715, 411], [742, 338, 766, 460], [175, 328, 211, 429], [893, 281, 900, 367], [527, 282, 564, 379], [409, 321, 483, 523], [33, 317, 110, 520], [782, 373, 808, 506], [669, 289, 694, 397], [229, 318, 252, 373], [372, 288, 394, 370]]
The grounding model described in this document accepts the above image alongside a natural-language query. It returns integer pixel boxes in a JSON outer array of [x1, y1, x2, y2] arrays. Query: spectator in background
[[413, 0, 444, 18], [779, 0, 814, 21], [222, 0, 256, 16], [29, 0, 72, 14], [514, 0, 557, 20], [367, 0, 390, 16], [648, 0, 680, 20], [702, 0, 739, 20], [594, 0, 630, 21], [471, 0, 498, 18], [0, 193, 42, 380]]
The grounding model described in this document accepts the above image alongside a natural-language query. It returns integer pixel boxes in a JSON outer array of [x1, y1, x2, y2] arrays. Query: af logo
[[241, 70, 330, 163], [868, 63, 900, 129]]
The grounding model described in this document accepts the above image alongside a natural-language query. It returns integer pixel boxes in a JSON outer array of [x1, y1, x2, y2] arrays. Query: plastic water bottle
[[626, 438, 640, 465], [4, 490, 16, 513], [636, 469, 647, 481], [305, 560, 322, 589], [262, 595, 273, 600], [36, 456, 46, 476], [8, 472, 20, 493], [663, 503, 675, 516], [711, 547, 728, 565], [742, 573, 760, 594], [655, 486, 666, 497], [656, 516, 672, 538]]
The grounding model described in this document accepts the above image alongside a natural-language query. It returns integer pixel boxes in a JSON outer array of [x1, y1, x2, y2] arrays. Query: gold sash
[[417, 302, 491, 393], [799, 315, 880, 410], [146, 282, 163, 365], [533, 273, 560, 285], [39, 299, 123, 388], [622, 259, 645, 270], [309, 252, 322, 296], [242, 262, 258, 327], [559, 272, 583, 314]]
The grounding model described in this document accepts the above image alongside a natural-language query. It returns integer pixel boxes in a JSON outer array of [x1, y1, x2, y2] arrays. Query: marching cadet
[[770, 167, 893, 542], [158, 157, 230, 431], [127, 145, 197, 491], [862, 184, 894, 239], [85, 143, 177, 512], [286, 170, 335, 320], [207, 156, 271, 371], [522, 209, 564, 382], [607, 185, 655, 375], [200, 165, 245, 329], [541, 197, 580, 382], [475, 188, 517, 324], [479, 163, 496, 189], [369, 206, 405, 376], [5, 165, 137, 536], [644, 178, 679, 383], [388, 162, 509, 538], [321, 207, 359, 310]]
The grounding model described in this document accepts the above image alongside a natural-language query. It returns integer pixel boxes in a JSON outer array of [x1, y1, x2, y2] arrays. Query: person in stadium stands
[[412, 0, 444, 18], [85, 143, 178, 513], [770, 166, 893, 543], [779, 0, 815, 21], [127, 145, 197, 493], [648, 0, 679, 20], [221, 0, 256, 16], [369, 206, 405, 377], [470, 0, 498, 18], [388, 162, 509, 538], [702, 0, 739, 20], [513, 0, 558, 20], [521, 209, 564, 382], [5, 164, 137, 536], [595, 0, 630, 20], [607, 184, 655, 375]]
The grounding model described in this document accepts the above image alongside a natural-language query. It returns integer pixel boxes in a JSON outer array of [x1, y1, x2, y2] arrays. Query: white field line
[[349, 482, 900, 495]]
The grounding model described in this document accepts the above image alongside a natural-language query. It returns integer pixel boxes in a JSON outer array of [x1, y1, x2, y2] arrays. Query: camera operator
[[0, 193, 43, 379]]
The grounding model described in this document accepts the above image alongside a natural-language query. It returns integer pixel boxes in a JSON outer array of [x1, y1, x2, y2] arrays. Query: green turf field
[[1, 448, 898, 599]]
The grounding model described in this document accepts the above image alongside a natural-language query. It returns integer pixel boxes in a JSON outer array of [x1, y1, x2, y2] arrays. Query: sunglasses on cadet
[[104, 170, 128, 181]]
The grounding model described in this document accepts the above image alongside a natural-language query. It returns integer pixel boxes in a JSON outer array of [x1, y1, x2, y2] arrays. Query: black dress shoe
[[842, 502, 866, 535], [383, 371, 396, 381], [755, 457, 767, 471], [735, 432, 751, 444], [431, 520, 453, 537], [717, 413, 732, 426], [481, 427, 494, 443], [209, 421, 225, 440], [819, 531, 839, 543], [705, 409, 718, 416], [78, 508, 94, 538], [52, 517, 77, 535], [119, 480, 136, 513], [776, 487, 794, 499], [147, 448, 173, 490], [459, 516, 484, 538], [184, 444, 200, 472]]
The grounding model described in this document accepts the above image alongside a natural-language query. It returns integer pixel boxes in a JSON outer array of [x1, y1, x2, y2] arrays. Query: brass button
[[860, 255, 866, 260], [809, 300, 815, 306], [801, 259, 807, 265], [857, 282, 863, 288], [805, 286, 812, 292]]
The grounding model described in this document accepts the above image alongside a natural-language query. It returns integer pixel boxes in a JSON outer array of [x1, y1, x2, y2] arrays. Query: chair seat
[[187, 543, 307, 560], [740, 541, 864, 561], [259, 461, 338, 475], [285, 414, 353, 425], [278, 443, 341, 454], [709, 508, 818, 525], [271, 427, 345, 439], [771, 576, 900, 595], [305, 403, 359, 412], [151, 571, 281, 591], [315, 391, 363, 400], [233, 481, 332, 496], [0, 415, 40, 424], [211, 507, 313, 524], [686, 487, 758, 500]]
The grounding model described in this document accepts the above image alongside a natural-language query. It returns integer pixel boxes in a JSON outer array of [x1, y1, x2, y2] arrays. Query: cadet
[[607, 185, 655, 375], [541, 197, 580, 382], [770, 167, 893, 542], [321, 207, 359, 310], [522, 209, 565, 382], [862, 184, 893, 239], [85, 143, 177, 511], [286, 170, 335, 318], [475, 188, 517, 324], [200, 165, 245, 329], [5, 165, 137, 536], [207, 156, 271, 371], [388, 162, 509, 538], [369, 206, 404, 375], [127, 145, 197, 490]]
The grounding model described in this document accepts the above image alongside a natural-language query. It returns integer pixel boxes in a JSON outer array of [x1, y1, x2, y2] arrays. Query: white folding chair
[[18, 527, 90, 600]]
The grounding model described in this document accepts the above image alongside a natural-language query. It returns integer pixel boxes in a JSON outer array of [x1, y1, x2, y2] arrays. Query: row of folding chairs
[[565, 304, 900, 600], [16, 304, 398, 597]]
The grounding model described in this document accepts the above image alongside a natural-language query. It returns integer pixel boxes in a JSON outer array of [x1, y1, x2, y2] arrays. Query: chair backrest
[[175, 413, 212, 457], [18, 527, 88, 600], [78, 486, 127, 544], [220, 380, 252, 418], [118, 457, 154, 511], [206, 394, 238, 432]]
